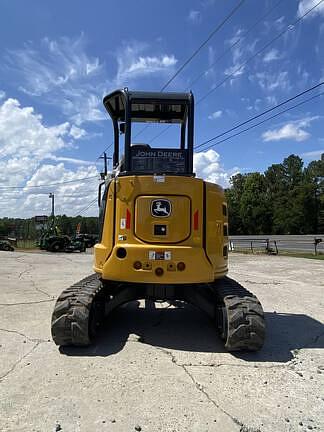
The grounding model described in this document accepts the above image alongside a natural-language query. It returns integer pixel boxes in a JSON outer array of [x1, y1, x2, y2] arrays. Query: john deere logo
[[151, 199, 171, 218]]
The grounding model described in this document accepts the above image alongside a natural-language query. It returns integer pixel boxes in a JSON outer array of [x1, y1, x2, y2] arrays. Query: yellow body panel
[[94, 175, 228, 283], [135, 195, 191, 243]]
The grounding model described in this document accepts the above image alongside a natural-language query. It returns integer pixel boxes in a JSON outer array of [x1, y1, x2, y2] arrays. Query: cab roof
[[103, 89, 192, 123]]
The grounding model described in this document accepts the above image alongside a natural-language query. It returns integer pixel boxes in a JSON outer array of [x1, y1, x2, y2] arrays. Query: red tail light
[[193, 210, 199, 230], [126, 209, 131, 229]]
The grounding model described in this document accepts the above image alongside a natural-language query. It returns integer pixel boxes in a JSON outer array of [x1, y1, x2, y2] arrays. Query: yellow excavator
[[51, 89, 265, 351]]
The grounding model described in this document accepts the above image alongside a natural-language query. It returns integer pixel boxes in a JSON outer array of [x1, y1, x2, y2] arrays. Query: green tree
[[225, 173, 246, 234], [239, 173, 272, 234]]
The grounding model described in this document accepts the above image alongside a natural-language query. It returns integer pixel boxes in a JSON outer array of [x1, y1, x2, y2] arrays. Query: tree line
[[0, 215, 99, 240], [0, 153, 323, 239], [225, 154, 324, 235]]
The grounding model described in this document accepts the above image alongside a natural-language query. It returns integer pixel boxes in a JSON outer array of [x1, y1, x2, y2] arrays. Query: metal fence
[[229, 235, 324, 256]]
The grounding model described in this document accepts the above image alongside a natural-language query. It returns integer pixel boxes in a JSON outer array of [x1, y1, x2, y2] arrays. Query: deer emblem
[[151, 199, 171, 217]]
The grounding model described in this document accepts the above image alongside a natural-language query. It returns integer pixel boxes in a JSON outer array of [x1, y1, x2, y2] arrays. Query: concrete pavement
[[0, 251, 323, 432]]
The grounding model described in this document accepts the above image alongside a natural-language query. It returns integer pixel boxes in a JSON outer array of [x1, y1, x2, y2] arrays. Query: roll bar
[[102, 89, 194, 175]]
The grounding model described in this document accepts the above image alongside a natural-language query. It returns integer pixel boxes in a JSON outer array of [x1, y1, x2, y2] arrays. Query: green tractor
[[0, 240, 15, 252], [38, 225, 86, 253]]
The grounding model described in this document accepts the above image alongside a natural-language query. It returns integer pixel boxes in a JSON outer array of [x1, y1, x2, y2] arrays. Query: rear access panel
[[135, 195, 191, 243]]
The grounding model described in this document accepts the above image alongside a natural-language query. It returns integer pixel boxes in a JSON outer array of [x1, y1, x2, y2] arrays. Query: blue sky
[[0, 0, 323, 216]]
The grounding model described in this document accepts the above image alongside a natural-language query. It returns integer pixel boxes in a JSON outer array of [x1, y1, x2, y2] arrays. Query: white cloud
[[301, 149, 324, 159], [224, 65, 244, 78], [8, 35, 103, 96], [4, 35, 107, 125], [0, 90, 5, 100], [0, 98, 69, 163], [21, 164, 99, 217], [193, 149, 239, 187], [254, 71, 290, 92], [67, 92, 106, 125], [296, 64, 310, 86], [261, 117, 319, 142], [275, 16, 285, 29], [266, 95, 278, 106], [263, 16, 285, 33], [188, 10, 202, 24], [224, 30, 258, 83], [263, 48, 281, 62], [297, 0, 324, 18], [69, 125, 87, 139], [0, 97, 99, 217], [4, 35, 178, 123], [115, 41, 177, 85], [262, 124, 310, 142], [126, 55, 177, 74], [241, 97, 262, 111], [0, 164, 99, 218], [208, 110, 223, 120], [46, 156, 93, 165]]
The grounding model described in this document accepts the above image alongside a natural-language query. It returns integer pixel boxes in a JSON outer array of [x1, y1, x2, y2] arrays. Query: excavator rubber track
[[51, 274, 104, 346], [212, 277, 265, 351], [51, 275, 265, 351]]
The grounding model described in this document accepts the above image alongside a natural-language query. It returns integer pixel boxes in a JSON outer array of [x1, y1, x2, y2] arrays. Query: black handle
[[98, 181, 105, 207]]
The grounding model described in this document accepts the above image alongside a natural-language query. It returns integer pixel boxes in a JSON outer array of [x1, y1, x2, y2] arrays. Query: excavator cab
[[51, 89, 265, 352], [103, 89, 194, 175]]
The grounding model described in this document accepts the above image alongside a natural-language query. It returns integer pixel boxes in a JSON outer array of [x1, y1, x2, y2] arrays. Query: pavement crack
[[244, 279, 281, 285], [182, 364, 259, 430], [16, 261, 54, 299], [0, 341, 41, 382], [152, 345, 260, 431], [30, 279, 53, 299], [0, 299, 54, 306], [0, 327, 48, 343], [180, 362, 285, 370], [18, 267, 30, 279]]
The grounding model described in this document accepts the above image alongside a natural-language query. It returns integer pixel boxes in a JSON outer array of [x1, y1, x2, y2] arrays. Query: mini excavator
[[51, 89, 265, 351]]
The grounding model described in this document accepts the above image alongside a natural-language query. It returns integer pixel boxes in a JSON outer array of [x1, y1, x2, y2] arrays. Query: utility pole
[[99, 152, 111, 179], [49, 193, 55, 218]]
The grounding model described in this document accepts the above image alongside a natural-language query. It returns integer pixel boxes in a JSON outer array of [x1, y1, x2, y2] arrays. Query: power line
[[161, 0, 246, 91], [97, 0, 324, 158], [132, 0, 246, 141], [197, 0, 324, 104], [0, 187, 98, 197], [0, 175, 98, 190], [196, 91, 324, 152], [196, 80, 324, 150], [148, 0, 323, 144], [95, 143, 113, 162], [188, 0, 284, 90], [73, 198, 97, 217]]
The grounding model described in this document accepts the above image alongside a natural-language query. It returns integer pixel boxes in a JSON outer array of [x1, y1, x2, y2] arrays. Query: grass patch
[[277, 251, 324, 260]]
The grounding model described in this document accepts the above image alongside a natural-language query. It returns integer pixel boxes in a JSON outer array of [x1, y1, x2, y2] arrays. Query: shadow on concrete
[[61, 300, 324, 363]]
